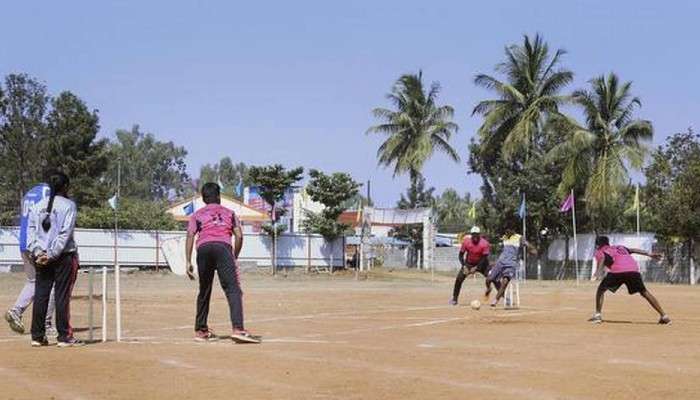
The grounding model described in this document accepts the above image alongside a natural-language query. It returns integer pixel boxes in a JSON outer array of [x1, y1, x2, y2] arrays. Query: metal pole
[[114, 160, 122, 342], [636, 184, 641, 237], [88, 267, 94, 342], [272, 219, 277, 276], [571, 189, 580, 285], [155, 230, 160, 272], [101, 266, 107, 342], [522, 193, 527, 282]]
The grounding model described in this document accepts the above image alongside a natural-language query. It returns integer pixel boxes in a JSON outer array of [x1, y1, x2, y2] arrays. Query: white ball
[[470, 300, 481, 310]]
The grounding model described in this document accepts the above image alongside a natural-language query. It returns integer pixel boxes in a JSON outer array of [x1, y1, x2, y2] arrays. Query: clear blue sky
[[2, 1, 698, 206]]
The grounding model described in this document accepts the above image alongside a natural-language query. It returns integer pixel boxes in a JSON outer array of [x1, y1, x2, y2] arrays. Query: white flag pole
[[114, 160, 122, 342], [522, 193, 527, 283], [636, 184, 641, 237], [101, 265, 107, 342], [571, 189, 580, 285]]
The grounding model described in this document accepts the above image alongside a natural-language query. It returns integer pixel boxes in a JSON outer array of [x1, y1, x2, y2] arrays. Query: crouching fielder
[[185, 182, 261, 343], [589, 236, 671, 325]]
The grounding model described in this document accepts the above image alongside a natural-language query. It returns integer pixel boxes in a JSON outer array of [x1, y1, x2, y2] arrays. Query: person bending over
[[589, 236, 670, 325], [450, 226, 490, 305]]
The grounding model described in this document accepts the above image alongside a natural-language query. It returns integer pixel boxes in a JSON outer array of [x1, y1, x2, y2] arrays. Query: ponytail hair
[[42, 172, 70, 232]]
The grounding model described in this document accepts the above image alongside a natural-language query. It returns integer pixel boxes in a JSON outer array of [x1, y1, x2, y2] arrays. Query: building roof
[[167, 194, 269, 222]]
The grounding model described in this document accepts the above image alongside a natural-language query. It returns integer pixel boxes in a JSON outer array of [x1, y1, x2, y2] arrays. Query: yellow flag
[[356, 199, 363, 223], [468, 203, 476, 220]]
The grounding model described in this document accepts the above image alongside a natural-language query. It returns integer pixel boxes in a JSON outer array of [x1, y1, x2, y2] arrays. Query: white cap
[[470, 226, 481, 234]]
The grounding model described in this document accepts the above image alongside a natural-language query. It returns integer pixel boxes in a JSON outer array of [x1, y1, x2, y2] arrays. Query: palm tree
[[547, 73, 653, 228], [367, 71, 459, 185], [473, 34, 573, 161]]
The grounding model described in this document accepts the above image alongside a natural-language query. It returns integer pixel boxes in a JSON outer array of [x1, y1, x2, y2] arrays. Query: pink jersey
[[187, 204, 241, 249], [460, 237, 490, 265], [594, 245, 639, 273]]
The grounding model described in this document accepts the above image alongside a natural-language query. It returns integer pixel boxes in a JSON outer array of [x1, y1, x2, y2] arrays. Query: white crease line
[[123, 304, 452, 335]]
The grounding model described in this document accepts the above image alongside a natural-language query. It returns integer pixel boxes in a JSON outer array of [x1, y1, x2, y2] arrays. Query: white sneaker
[[5, 309, 25, 334], [588, 313, 603, 324]]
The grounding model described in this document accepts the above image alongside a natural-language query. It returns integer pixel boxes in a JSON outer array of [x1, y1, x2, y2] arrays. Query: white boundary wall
[[0, 227, 344, 268]]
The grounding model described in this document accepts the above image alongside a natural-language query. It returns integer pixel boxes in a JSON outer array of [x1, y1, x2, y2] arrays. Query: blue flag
[[517, 195, 527, 219], [183, 202, 195, 216], [235, 181, 244, 197]]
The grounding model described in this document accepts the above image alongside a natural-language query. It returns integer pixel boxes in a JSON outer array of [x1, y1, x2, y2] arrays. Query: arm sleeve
[[26, 203, 41, 257], [483, 241, 491, 256], [47, 202, 77, 260]]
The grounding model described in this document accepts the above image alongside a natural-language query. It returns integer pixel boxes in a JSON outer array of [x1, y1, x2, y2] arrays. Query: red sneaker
[[194, 329, 219, 342]]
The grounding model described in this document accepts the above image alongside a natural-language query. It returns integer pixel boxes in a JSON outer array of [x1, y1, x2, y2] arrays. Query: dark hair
[[42, 172, 70, 232], [595, 236, 610, 248], [201, 182, 221, 204]]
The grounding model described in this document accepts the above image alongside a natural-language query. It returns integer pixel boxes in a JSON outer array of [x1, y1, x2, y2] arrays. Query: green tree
[[248, 164, 304, 274], [473, 34, 572, 161], [198, 156, 250, 198], [302, 169, 361, 240], [44, 91, 109, 208], [0, 74, 49, 222], [645, 128, 700, 241], [78, 198, 179, 230], [435, 189, 473, 233], [367, 71, 459, 186], [469, 35, 573, 245], [547, 73, 653, 229], [106, 125, 190, 201]]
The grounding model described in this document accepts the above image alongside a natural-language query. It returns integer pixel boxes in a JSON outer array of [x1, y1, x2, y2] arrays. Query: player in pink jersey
[[185, 182, 261, 343], [589, 236, 671, 325]]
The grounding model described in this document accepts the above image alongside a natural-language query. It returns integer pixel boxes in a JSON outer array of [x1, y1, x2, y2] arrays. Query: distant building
[[167, 194, 268, 233]]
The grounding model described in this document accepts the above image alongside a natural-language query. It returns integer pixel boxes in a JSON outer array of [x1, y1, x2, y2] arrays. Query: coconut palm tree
[[473, 34, 573, 161], [367, 71, 459, 185], [547, 73, 653, 229]]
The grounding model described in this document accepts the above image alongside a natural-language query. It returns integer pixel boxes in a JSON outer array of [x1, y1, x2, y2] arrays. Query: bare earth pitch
[[1, 270, 699, 399]]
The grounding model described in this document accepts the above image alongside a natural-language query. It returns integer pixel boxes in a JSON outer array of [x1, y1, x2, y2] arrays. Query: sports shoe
[[588, 313, 603, 324], [31, 337, 49, 347], [57, 337, 85, 348], [194, 329, 219, 342], [449, 299, 458, 306], [5, 309, 25, 334], [231, 330, 262, 344], [658, 315, 672, 325]]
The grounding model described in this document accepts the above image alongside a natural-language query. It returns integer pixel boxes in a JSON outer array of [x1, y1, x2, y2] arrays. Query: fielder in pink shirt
[[185, 182, 261, 344], [589, 236, 670, 325]]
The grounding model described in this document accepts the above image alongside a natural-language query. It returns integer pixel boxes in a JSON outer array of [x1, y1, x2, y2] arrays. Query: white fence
[[0, 227, 344, 269]]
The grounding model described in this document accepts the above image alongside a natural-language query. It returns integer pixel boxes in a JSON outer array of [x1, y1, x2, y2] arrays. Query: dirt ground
[[1, 268, 699, 400]]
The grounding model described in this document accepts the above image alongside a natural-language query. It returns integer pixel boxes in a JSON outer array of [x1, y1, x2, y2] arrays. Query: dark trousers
[[31, 253, 78, 342], [196, 242, 244, 332], [452, 257, 489, 301]]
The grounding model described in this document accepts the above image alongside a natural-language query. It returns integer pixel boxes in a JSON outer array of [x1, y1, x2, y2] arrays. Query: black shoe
[[31, 337, 49, 347], [658, 315, 672, 325]]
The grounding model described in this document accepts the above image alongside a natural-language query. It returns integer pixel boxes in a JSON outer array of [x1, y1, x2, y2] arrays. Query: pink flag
[[560, 193, 574, 212], [271, 203, 276, 221]]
